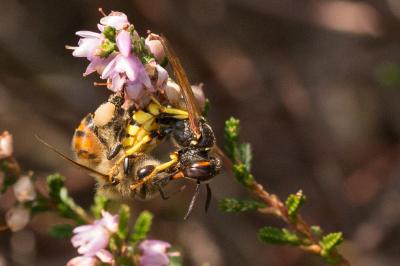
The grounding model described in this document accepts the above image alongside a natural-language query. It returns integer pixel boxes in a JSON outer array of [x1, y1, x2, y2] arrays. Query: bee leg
[[107, 143, 122, 160], [205, 184, 212, 213], [184, 181, 201, 220]]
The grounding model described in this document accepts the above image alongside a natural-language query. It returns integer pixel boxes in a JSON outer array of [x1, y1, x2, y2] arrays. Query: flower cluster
[[68, 210, 117, 266], [0, 131, 36, 232], [68, 10, 168, 105]]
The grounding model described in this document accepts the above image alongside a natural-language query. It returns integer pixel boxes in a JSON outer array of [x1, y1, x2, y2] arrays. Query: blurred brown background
[[1, 0, 400, 265]]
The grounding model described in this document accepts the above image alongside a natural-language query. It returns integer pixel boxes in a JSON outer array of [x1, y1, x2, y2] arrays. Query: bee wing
[[158, 35, 201, 138]]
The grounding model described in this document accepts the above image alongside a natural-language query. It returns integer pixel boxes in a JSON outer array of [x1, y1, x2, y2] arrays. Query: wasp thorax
[[93, 102, 116, 127]]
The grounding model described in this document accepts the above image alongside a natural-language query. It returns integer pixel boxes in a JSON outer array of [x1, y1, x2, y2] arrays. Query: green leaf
[[285, 190, 306, 220], [118, 204, 131, 240], [130, 210, 153, 244], [48, 224, 74, 239], [46, 173, 65, 201], [27, 196, 51, 215], [259, 226, 301, 246], [100, 39, 116, 58], [91, 194, 110, 219], [1, 161, 18, 194], [109, 234, 120, 253], [169, 248, 183, 266], [233, 163, 254, 187], [219, 198, 265, 213], [310, 225, 322, 237], [375, 63, 400, 89], [239, 143, 252, 171], [319, 232, 343, 257], [103, 26, 116, 42], [115, 256, 134, 266], [224, 117, 240, 160]]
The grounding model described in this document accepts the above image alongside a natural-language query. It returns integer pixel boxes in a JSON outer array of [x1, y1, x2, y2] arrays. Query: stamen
[[65, 45, 77, 50], [98, 8, 107, 17], [93, 82, 110, 87]]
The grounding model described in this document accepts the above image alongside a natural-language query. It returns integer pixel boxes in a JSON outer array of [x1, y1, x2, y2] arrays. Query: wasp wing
[[158, 35, 201, 138]]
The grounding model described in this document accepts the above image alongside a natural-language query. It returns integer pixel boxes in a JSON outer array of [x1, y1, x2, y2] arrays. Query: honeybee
[[70, 92, 165, 199]]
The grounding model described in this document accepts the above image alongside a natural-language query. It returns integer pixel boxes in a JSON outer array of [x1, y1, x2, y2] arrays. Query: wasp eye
[[137, 165, 155, 179]]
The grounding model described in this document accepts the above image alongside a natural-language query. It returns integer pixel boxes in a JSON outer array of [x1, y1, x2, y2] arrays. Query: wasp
[[118, 36, 223, 219]]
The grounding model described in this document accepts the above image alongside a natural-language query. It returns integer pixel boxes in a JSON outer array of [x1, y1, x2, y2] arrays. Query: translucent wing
[[157, 35, 201, 138]]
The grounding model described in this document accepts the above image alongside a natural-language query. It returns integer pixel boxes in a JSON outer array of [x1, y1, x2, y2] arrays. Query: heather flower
[[67, 250, 114, 266], [13, 175, 36, 202], [0, 131, 13, 159], [71, 210, 118, 256], [138, 240, 179, 266], [116, 30, 132, 57], [6, 205, 30, 232], [102, 54, 153, 93], [66, 256, 98, 266], [145, 33, 166, 63], [100, 11, 129, 30], [72, 31, 103, 59]]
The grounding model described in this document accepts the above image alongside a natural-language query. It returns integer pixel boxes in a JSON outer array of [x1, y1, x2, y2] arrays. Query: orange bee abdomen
[[72, 115, 102, 162]]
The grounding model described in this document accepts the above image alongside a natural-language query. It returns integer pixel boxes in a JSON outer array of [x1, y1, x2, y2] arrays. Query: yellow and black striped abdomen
[[72, 115, 102, 163]]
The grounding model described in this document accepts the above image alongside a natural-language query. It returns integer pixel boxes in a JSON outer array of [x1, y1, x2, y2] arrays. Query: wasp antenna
[[34, 135, 109, 180], [184, 182, 201, 220], [205, 184, 212, 213]]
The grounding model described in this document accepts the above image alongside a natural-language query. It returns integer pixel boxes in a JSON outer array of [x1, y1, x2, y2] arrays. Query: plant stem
[[249, 180, 350, 266]]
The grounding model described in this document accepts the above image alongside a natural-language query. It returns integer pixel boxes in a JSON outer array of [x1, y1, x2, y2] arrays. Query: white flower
[[6, 206, 30, 232], [0, 131, 13, 159], [13, 176, 36, 202]]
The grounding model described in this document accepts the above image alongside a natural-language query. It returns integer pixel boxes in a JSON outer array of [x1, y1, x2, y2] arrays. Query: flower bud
[[145, 34, 166, 63], [164, 80, 206, 111], [0, 131, 13, 159], [13, 176, 36, 203], [6, 206, 30, 232]]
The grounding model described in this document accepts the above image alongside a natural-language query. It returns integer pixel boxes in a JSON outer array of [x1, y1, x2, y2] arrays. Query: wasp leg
[[205, 184, 212, 213], [184, 181, 201, 220], [130, 153, 179, 190]]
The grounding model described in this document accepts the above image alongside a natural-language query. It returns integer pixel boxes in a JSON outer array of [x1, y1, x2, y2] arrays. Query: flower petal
[[100, 210, 118, 233], [76, 31, 101, 38], [67, 256, 98, 266], [100, 12, 129, 30], [96, 249, 114, 264], [101, 56, 118, 79], [116, 30, 132, 57]]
